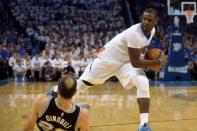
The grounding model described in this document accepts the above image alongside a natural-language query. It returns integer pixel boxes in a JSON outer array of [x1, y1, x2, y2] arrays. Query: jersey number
[[38, 121, 67, 131]]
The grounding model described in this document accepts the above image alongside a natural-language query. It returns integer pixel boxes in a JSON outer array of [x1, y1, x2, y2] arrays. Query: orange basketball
[[145, 48, 162, 70], [145, 48, 161, 59]]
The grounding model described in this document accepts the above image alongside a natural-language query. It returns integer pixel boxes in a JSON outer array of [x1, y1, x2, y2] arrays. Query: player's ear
[[155, 17, 158, 25]]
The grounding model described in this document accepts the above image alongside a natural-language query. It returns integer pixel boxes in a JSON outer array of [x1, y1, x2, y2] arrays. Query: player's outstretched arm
[[128, 47, 162, 68], [79, 108, 90, 131], [23, 94, 47, 131]]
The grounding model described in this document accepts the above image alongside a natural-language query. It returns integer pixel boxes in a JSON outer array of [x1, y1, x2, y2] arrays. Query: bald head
[[64, 77, 75, 89], [58, 75, 77, 99]]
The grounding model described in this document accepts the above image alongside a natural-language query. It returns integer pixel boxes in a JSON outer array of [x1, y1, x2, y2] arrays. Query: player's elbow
[[129, 58, 141, 68]]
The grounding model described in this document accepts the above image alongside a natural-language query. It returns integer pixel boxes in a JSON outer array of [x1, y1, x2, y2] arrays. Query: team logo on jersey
[[173, 43, 182, 52]]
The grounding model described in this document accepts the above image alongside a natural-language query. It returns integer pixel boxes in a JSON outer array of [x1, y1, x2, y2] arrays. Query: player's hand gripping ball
[[144, 48, 162, 70]]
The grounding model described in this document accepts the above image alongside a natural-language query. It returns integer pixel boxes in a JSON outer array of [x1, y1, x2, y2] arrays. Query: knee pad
[[134, 75, 150, 98], [77, 79, 92, 91]]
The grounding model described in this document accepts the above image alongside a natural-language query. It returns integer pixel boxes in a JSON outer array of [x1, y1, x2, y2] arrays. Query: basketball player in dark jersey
[[24, 75, 90, 131]]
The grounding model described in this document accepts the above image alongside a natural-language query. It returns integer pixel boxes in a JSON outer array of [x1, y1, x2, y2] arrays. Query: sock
[[140, 113, 149, 127]]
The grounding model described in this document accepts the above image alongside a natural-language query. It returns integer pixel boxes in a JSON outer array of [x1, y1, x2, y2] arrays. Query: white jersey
[[9, 57, 16, 67], [13, 59, 27, 72], [101, 23, 155, 63], [52, 58, 64, 68], [31, 57, 42, 68], [25, 60, 32, 70]]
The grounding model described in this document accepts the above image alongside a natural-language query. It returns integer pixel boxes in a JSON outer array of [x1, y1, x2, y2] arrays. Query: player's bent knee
[[124, 82, 135, 90], [77, 79, 93, 91], [82, 80, 94, 86], [134, 75, 150, 98]]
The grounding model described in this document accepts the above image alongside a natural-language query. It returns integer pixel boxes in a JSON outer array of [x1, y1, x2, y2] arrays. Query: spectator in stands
[[24, 53, 32, 81], [63, 61, 75, 76], [52, 53, 64, 81], [13, 53, 27, 81], [41, 55, 54, 81], [78, 57, 89, 77], [84, 46, 96, 61], [42, 44, 53, 58], [8, 53, 17, 79], [31, 53, 42, 81]]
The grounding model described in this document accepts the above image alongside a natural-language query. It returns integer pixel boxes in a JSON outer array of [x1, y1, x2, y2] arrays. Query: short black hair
[[58, 75, 77, 99], [143, 8, 158, 19]]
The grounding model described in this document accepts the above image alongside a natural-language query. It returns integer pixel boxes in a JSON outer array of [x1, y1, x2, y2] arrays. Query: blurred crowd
[[0, 0, 196, 81], [0, 0, 124, 81], [8, 0, 124, 44]]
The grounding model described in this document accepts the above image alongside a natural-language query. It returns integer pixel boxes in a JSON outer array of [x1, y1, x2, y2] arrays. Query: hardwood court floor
[[0, 82, 197, 131]]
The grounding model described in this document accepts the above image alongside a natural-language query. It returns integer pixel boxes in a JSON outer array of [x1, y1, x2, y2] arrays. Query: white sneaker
[[138, 123, 152, 131]]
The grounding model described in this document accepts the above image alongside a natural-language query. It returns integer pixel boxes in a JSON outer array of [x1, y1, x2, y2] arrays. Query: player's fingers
[[159, 52, 165, 59]]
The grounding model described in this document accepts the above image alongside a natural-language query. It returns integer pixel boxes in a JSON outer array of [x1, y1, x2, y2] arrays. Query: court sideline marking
[[90, 117, 197, 128]]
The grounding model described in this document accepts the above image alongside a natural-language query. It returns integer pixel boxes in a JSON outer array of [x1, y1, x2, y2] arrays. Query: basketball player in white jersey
[[77, 8, 167, 131], [48, 8, 167, 131]]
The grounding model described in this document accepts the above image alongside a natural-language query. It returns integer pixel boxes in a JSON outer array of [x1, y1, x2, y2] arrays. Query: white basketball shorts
[[80, 58, 146, 89]]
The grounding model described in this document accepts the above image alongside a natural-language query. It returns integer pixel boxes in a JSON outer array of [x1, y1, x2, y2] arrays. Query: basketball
[[145, 48, 162, 70], [145, 48, 161, 59]]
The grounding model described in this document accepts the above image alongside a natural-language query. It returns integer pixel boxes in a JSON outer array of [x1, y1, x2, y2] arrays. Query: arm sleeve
[[124, 31, 141, 49]]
